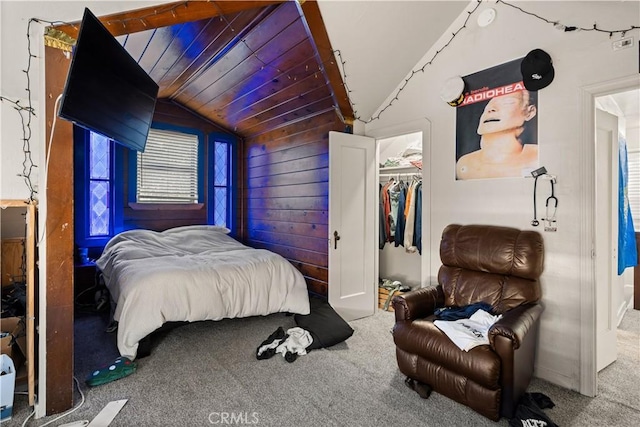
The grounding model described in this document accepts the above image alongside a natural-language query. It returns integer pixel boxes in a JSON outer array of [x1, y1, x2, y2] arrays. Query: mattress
[[96, 225, 310, 359]]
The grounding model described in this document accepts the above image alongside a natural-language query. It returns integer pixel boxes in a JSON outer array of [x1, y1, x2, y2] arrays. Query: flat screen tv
[[58, 8, 159, 152]]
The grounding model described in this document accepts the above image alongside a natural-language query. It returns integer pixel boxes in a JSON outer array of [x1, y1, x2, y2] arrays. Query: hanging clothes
[[404, 180, 419, 253], [379, 179, 395, 248], [388, 181, 402, 241], [618, 133, 638, 274], [394, 181, 407, 247], [380, 174, 422, 254], [414, 182, 422, 254], [379, 184, 386, 249]]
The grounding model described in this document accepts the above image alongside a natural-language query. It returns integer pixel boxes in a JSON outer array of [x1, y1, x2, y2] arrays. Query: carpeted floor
[[5, 306, 640, 426]]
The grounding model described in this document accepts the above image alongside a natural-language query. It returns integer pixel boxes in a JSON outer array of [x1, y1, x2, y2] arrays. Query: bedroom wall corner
[[242, 109, 345, 297]]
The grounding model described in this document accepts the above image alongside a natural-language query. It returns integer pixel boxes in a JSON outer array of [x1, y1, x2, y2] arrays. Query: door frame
[[594, 108, 620, 372], [579, 74, 640, 396], [367, 118, 433, 288]]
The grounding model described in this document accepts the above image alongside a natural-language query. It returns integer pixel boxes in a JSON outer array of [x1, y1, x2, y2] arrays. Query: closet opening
[[377, 131, 423, 311]]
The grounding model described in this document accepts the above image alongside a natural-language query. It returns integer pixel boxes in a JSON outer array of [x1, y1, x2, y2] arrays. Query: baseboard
[[617, 291, 632, 327], [535, 365, 577, 392]]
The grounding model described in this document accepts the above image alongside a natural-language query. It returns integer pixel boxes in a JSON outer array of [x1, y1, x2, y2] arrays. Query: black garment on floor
[[256, 326, 287, 360], [508, 392, 558, 427]]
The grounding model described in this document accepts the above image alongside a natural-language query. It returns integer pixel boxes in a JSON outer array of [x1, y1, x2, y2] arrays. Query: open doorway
[[378, 131, 423, 297], [605, 90, 640, 311], [594, 87, 639, 379], [369, 118, 433, 315]]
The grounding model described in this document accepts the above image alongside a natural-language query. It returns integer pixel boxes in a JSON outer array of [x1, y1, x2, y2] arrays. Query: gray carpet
[[5, 306, 640, 426]]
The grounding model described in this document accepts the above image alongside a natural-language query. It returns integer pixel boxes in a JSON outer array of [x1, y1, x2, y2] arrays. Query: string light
[[104, 2, 189, 30], [497, 0, 638, 36], [334, 0, 639, 124], [2, 2, 325, 198], [0, 18, 45, 201], [5, 0, 638, 199]]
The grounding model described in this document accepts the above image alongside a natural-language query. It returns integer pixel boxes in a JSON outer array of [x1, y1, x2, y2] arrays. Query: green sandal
[[86, 356, 136, 387]]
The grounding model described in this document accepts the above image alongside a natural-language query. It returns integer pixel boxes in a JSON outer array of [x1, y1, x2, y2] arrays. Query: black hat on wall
[[521, 49, 555, 91]]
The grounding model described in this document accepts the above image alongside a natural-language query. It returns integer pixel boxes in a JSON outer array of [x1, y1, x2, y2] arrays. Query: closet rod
[[379, 173, 421, 178]]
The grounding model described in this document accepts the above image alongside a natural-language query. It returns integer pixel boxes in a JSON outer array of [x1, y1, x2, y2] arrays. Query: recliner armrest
[[489, 303, 543, 350], [392, 286, 444, 321]]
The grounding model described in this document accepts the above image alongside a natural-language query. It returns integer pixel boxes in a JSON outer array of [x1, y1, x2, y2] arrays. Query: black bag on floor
[[294, 297, 353, 350], [509, 392, 558, 427]]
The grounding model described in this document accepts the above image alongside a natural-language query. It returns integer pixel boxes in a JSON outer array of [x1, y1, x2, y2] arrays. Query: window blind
[[137, 128, 199, 203], [628, 148, 640, 230]]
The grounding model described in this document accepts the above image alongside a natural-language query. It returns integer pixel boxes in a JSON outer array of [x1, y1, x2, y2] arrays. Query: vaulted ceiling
[[54, 0, 353, 138]]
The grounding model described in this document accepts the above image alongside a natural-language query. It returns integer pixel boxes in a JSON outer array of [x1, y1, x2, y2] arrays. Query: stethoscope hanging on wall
[[543, 179, 558, 228], [531, 173, 558, 228]]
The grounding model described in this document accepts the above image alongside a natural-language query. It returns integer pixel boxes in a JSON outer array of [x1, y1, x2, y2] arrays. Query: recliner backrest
[[438, 224, 544, 314]]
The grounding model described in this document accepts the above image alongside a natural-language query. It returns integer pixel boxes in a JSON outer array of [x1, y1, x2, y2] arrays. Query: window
[[74, 127, 117, 249], [209, 135, 235, 228], [136, 128, 200, 204], [88, 132, 112, 236], [628, 147, 639, 230], [213, 141, 228, 225]]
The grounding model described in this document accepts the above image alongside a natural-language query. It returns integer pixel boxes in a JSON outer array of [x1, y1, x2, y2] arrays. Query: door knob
[[333, 230, 341, 249]]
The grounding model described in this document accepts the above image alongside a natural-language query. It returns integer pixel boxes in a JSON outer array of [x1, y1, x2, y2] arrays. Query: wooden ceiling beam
[[53, 0, 286, 39], [299, 0, 354, 124]]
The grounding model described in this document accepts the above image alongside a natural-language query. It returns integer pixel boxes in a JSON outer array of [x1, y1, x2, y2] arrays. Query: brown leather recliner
[[392, 224, 544, 421]]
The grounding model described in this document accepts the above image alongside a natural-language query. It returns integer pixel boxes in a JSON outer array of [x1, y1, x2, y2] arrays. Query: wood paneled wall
[[120, 99, 237, 232], [242, 109, 345, 297], [1, 239, 24, 287], [44, 45, 75, 414]]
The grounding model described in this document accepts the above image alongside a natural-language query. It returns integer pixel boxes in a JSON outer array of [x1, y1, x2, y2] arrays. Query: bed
[[95, 225, 310, 360]]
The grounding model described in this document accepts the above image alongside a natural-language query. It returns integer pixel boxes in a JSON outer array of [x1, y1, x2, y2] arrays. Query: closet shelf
[[379, 165, 421, 172]]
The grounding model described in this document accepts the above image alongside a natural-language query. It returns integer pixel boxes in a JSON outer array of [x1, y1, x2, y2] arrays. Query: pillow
[[294, 297, 354, 350], [162, 225, 230, 234]]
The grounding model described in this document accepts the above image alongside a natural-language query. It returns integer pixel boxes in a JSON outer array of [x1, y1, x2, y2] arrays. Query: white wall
[[365, 1, 640, 391], [1, 2, 170, 198], [0, 0, 171, 416]]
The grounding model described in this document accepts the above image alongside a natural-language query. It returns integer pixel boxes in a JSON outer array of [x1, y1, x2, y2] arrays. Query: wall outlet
[[612, 37, 633, 51]]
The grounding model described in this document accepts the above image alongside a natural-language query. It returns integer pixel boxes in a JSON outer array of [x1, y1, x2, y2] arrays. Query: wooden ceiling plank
[[245, 109, 340, 145], [233, 85, 330, 129], [222, 69, 330, 125], [157, 8, 269, 97], [116, 28, 155, 62], [245, 105, 336, 139], [246, 128, 331, 163], [145, 19, 223, 85], [230, 2, 301, 55], [174, 3, 301, 105], [211, 39, 318, 114], [240, 96, 336, 137], [165, 5, 281, 100], [182, 19, 309, 116], [136, 26, 184, 76], [207, 73, 331, 134], [53, 0, 286, 39]]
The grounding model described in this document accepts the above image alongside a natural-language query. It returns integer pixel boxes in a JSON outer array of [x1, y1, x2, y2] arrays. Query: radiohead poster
[[455, 58, 539, 180]]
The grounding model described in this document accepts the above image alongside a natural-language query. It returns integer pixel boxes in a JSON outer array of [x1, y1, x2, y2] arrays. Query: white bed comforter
[[96, 225, 310, 359]]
